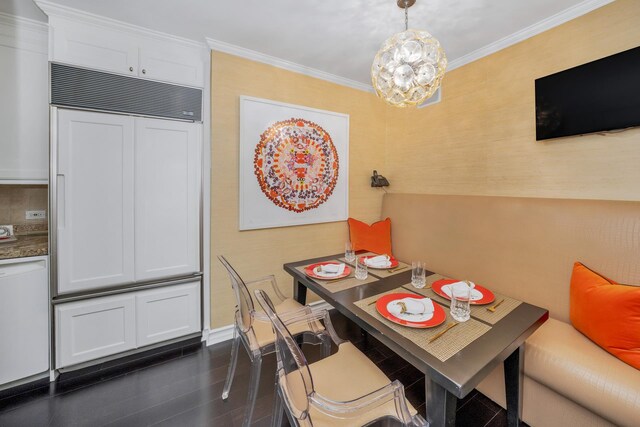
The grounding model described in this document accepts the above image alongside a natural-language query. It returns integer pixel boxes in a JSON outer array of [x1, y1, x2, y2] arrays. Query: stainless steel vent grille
[[51, 63, 202, 121]]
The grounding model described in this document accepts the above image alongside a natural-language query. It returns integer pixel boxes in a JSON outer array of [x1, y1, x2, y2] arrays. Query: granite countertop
[[0, 232, 48, 260]]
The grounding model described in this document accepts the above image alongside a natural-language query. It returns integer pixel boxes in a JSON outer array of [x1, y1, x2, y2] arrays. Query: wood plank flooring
[[0, 310, 516, 426]]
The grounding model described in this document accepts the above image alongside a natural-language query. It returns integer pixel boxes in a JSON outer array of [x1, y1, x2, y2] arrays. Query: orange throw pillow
[[570, 262, 640, 369], [347, 217, 392, 256]]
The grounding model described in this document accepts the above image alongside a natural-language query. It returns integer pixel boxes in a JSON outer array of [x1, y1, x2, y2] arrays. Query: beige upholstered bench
[[381, 193, 640, 427]]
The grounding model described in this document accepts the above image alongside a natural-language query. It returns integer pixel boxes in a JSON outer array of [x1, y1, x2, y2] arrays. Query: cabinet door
[[138, 37, 204, 87], [134, 118, 200, 281], [50, 16, 138, 77], [136, 281, 201, 347], [0, 257, 49, 385], [0, 29, 49, 181], [55, 294, 136, 368], [57, 110, 135, 294]]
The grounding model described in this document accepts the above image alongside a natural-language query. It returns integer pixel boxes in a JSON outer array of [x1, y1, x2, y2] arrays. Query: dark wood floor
[[0, 310, 514, 427]]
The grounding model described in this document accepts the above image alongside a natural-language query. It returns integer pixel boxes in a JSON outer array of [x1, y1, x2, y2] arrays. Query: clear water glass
[[345, 242, 356, 263], [355, 258, 368, 280], [411, 261, 426, 288], [450, 281, 471, 322]]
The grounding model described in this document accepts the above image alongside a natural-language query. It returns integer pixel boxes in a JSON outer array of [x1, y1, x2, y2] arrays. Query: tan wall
[[385, 0, 640, 201], [210, 52, 388, 328], [210, 0, 640, 328]]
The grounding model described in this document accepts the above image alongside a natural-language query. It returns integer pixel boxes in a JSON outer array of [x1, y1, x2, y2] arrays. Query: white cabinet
[[48, 16, 138, 78], [136, 282, 200, 347], [0, 257, 49, 385], [138, 37, 204, 87], [55, 294, 136, 368], [55, 280, 200, 368], [44, 11, 204, 87], [135, 118, 200, 281], [56, 110, 201, 294], [56, 110, 135, 294], [0, 15, 49, 182]]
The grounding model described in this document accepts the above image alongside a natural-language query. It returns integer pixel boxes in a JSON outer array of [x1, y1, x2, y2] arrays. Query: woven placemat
[[295, 262, 378, 293], [339, 252, 411, 279], [353, 288, 491, 362], [410, 274, 523, 325]]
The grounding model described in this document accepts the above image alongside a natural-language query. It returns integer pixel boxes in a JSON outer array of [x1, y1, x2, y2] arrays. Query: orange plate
[[359, 255, 399, 269], [304, 262, 351, 280], [431, 279, 496, 305], [376, 293, 446, 328]]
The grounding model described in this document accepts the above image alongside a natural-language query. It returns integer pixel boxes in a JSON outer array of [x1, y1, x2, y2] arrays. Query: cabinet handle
[[57, 174, 66, 230], [142, 69, 147, 74], [129, 66, 134, 72]]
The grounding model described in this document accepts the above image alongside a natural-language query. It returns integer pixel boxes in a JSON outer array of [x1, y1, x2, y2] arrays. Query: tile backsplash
[[0, 185, 48, 232]]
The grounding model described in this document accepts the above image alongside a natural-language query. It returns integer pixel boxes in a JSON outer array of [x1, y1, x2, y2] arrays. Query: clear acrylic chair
[[254, 288, 428, 427], [218, 255, 329, 427]]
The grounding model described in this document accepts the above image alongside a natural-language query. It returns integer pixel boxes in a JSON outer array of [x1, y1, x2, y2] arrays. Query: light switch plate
[[26, 210, 46, 220]]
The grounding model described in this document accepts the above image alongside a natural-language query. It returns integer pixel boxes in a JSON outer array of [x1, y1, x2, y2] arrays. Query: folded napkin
[[441, 281, 483, 301], [365, 255, 391, 268], [317, 263, 345, 277], [388, 297, 434, 316]]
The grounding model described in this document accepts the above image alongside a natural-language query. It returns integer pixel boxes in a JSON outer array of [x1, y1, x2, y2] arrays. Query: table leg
[[504, 344, 524, 427], [425, 376, 457, 427], [293, 279, 307, 305]]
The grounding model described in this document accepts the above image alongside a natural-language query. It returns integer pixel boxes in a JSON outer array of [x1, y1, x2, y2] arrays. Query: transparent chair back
[[218, 255, 329, 427], [254, 289, 427, 427]]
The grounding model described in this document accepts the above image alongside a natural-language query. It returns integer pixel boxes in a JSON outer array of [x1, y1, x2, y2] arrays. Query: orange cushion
[[347, 217, 392, 255], [570, 262, 640, 369]]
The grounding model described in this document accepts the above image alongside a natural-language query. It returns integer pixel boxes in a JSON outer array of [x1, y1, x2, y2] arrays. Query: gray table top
[[284, 253, 549, 398]]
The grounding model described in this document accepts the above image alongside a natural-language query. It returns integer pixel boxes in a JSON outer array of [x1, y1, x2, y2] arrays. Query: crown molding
[[0, 12, 47, 32], [206, 37, 374, 94], [448, 0, 615, 71], [0, 12, 48, 53], [35, 0, 205, 49]]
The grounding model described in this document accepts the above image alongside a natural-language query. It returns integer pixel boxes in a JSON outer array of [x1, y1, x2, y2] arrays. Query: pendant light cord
[[404, 0, 409, 30]]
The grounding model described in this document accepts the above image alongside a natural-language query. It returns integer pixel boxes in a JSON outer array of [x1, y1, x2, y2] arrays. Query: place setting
[[355, 281, 491, 361], [418, 274, 522, 324], [341, 244, 410, 278], [296, 258, 378, 293]]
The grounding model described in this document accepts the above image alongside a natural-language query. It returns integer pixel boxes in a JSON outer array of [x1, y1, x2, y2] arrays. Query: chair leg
[[271, 379, 284, 427], [321, 332, 332, 358], [222, 327, 240, 400], [242, 354, 263, 427]]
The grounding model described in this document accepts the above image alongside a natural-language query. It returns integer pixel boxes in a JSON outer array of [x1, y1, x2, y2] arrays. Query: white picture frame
[[239, 96, 349, 230]]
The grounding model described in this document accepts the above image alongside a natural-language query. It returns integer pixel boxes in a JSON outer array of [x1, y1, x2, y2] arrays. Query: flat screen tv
[[535, 46, 640, 141]]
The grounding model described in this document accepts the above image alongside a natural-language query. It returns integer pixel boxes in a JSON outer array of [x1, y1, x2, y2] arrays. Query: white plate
[[386, 300, 434, 322]]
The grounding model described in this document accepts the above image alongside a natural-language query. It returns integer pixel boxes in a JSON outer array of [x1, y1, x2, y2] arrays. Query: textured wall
[[384, 0, 640, 201], [210, 52, 388, 328], [209, 0, 640, 329]]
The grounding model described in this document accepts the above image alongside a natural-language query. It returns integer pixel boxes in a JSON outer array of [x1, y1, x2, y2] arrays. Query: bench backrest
[[382, 193, 640, 322]]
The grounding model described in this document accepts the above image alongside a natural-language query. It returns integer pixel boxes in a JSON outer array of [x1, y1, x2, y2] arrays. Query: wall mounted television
[[535, 46, 640, 141]]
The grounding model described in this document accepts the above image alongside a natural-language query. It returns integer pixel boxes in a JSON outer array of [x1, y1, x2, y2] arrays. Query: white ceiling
[[1, 0, 612, 88]]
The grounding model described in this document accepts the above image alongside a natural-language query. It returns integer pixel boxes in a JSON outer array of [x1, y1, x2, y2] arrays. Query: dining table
[[284, 253, 549, 427]]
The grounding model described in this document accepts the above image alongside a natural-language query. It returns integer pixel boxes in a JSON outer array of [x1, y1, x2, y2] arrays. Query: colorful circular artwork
[[254, 118, 339, 213]]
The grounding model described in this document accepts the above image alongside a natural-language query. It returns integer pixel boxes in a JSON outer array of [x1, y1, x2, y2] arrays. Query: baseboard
[[206, 300, 333, 346]]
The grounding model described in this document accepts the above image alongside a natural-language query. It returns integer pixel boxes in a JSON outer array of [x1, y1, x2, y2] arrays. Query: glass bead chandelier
[[371, 0, 447, 107]]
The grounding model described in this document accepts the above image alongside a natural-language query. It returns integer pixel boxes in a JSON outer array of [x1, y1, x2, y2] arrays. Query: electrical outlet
[[26, 210, 46, 220]]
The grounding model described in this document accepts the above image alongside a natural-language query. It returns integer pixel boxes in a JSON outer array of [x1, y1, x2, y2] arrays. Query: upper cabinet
[[0, 15, 49, 183], [37, 1, 206, 88]]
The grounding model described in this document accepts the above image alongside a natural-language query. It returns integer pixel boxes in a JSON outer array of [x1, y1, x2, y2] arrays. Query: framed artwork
[[239, 96, 349, 230]]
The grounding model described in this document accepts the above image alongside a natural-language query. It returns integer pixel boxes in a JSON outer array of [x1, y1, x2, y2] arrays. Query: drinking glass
[[450, 281, 471, 322], [355, 257, 368, 280], [345, 242, 356, 263], [411, 261, 426, 288]]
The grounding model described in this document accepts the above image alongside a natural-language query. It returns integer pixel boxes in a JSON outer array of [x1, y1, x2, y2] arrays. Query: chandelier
[[371, 0, 447, 107]]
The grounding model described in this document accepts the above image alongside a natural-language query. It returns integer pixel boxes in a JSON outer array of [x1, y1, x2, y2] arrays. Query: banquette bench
[[381, 193, 640, 427]]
